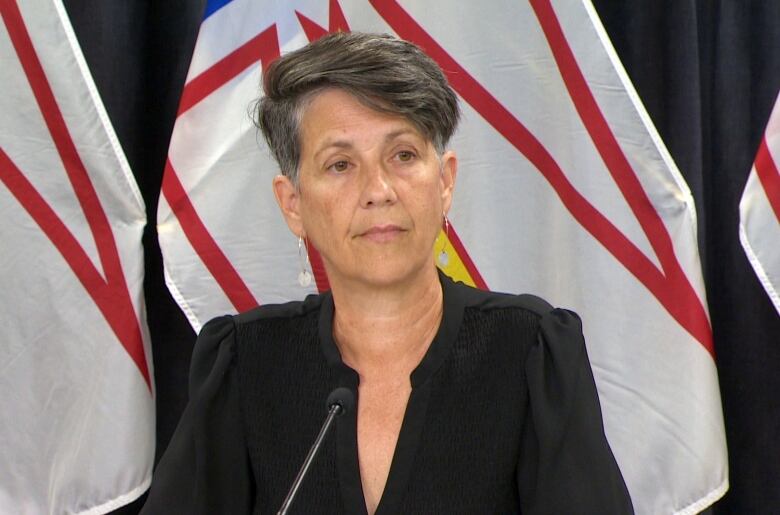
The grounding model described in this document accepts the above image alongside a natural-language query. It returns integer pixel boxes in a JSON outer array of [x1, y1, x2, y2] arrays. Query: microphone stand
[[277, 388, 353, 515]]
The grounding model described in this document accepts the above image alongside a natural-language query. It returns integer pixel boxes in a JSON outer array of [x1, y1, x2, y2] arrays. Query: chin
[[356, 259, 436, 288], [322, 244, 438, 289]]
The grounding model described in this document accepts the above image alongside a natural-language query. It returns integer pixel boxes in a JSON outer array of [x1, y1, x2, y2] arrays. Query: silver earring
[[298, 235, 312, 287], [437, 214, 450, 267]]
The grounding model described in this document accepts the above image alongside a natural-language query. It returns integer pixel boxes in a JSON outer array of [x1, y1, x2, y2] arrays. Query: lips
[[359, 224, 405, 242]]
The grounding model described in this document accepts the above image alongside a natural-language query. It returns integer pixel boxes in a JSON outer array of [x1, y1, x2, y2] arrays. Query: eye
[[396, 150, 416, 162], [327, 160, 350, 173]]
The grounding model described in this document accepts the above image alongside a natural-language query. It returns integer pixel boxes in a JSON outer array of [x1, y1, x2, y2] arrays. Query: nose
[[359, 161, 397, 208]]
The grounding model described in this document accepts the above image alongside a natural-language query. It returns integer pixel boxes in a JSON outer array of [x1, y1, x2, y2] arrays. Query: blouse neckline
[[317, 271, 466, 385], [315, 271, 467, 514]]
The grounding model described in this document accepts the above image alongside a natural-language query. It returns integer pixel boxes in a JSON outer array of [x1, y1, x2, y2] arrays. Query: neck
[[329, 266, 444, 376]]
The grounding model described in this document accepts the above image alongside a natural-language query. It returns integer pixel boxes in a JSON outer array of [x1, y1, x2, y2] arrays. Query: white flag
[[159, 1, 728, 513], [740, 91, 780, 315], [0, 0, 154, 513]]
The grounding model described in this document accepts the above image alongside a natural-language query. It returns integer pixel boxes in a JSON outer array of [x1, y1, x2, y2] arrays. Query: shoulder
[[443, 274, 571, 320], [190, 292, 328, 391], [443, 275, 585, 359], [211, 292, 327, 344], [232, 291, 326, 326], [195, 292, 324, 345]]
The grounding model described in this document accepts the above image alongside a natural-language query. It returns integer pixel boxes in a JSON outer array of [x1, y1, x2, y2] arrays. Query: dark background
[[61, 1, 780, 513]]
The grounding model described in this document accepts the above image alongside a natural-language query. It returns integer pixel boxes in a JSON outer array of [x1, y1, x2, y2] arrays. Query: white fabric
[[0, 0, 154, 513], [740, 92, 780, 314], [159, 1, 728, 513]]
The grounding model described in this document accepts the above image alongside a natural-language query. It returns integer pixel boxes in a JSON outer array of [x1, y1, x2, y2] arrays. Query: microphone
[[277, 387, 355, 515]]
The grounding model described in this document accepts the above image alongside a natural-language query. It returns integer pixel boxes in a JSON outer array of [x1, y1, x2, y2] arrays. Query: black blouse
[[141, 274, 633, 514]]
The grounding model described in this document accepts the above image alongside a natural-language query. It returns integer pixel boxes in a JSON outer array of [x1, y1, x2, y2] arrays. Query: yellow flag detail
[[434, 229, 477, 287]]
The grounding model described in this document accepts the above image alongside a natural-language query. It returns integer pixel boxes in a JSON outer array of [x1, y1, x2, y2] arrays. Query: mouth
[[359, 224, 406, 242]]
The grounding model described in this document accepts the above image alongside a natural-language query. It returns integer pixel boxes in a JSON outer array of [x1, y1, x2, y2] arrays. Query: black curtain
[[61, 1, 780, 513]]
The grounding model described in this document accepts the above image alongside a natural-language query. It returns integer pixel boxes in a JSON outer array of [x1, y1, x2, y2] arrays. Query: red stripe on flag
[[529, 0, 712, 354], [178, 24, 279, 116], [754, 137, 780, 222], [165, 24, 282, 309], [2, 0, 122, 292], [370, 0, 713, 355], [161, 160, 258, 312], [447, 224, 488, 290], [327, 0, 350, 32], [307, 243, 331, 293], [0, 152, 106, 307], [296, 11, 328, 41], [1, 0, 151, 387], [296, 0, 351, 41], [297, 0, 351, 44]]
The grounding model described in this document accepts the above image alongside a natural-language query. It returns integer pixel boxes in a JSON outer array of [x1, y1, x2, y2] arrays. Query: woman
[[142, 32, 633, 514]]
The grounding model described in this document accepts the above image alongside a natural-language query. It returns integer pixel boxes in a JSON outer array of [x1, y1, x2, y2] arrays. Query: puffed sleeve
[[140, 316, 253, 514], [517, 308, 634, 514]]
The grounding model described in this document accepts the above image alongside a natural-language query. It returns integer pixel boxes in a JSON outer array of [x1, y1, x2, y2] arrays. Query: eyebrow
[[313, 129, 421, 160], [383, 128, 418, 142]]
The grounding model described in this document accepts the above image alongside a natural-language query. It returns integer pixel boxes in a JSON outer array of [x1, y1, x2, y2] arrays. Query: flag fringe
[[673, 477, 729, 515], [74, 476, 151, 515]]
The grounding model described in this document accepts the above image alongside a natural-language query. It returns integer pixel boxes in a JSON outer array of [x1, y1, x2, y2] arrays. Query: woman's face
[[274, 88, 457, 289]]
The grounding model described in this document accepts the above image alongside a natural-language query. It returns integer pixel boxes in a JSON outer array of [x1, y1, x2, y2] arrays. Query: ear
[[273, 174, 304, 237], [439, 150, 458, 215]]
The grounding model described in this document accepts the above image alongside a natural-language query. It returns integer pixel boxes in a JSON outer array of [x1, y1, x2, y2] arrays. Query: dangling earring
[[298, 235, 312, 287], [437, 214, 450, 267]]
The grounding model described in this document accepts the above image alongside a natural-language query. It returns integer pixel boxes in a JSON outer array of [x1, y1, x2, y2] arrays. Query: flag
[[740, 91, 780, 315], [0, 0, 154, 513], [159, 1, 728, 512]]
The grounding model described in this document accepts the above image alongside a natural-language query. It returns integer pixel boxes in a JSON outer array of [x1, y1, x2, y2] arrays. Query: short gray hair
[[255, 32, 460, 184]]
